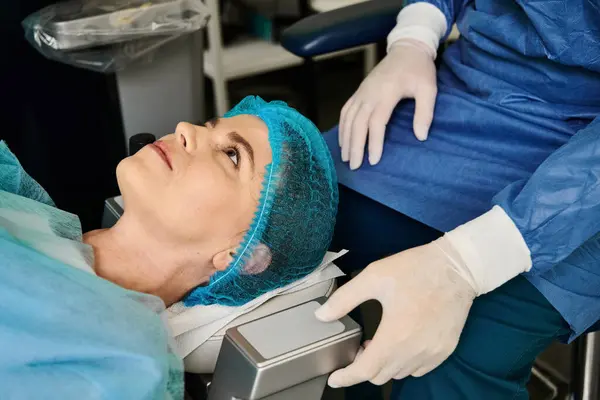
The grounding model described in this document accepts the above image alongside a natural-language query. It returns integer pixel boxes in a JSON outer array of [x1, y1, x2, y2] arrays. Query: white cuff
[[386, 2, 447, 57], [444, 206, 532, 296]]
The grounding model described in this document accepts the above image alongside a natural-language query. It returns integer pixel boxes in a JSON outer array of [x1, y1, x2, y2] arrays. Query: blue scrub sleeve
[[493, 116, 600, 273], [403, 0, 469, 36]]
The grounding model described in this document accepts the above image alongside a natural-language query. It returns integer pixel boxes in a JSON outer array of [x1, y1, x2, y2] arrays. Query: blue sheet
[[0, 141, 184, 399]]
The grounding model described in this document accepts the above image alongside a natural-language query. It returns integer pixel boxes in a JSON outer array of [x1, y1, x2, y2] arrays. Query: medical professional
[[317, 0, 600, 399]]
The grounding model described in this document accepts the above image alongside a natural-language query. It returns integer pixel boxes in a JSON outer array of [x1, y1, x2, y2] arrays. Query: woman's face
[[116, 115, 272, 273]]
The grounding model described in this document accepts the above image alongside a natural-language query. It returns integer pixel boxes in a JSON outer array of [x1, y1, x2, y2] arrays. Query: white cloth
[[167, 250, 348, 357]]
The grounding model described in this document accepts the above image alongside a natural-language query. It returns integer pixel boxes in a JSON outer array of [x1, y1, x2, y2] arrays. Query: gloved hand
[[316, 237, 475, 387], [315, 206, 532, 387], [339, 39, 438, 170]]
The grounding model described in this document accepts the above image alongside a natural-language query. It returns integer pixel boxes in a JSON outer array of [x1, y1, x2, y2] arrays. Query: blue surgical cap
[[184, 96, 338, 307]]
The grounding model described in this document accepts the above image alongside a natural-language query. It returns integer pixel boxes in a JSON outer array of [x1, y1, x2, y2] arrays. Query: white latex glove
[[340, 40, 438, 170], [316, 206, 532, 387], [316, 238, 475, 386], [339, 2, 448, 170]]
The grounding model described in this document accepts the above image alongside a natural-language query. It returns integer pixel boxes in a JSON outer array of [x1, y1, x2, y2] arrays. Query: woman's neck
[[83, 215, 213, 306]]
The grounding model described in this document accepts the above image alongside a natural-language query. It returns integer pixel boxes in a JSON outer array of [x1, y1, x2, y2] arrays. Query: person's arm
[[444, 116, 600, 295], [403, 0, 469, 27], [493, 116, 600, 273], [342, 0, 462, 168], [314, 118, 600, 388], [386, 0, 468, 51]]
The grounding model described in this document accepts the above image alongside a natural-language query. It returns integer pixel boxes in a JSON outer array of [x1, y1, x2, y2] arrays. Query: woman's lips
[[150, 141, 172, 170]]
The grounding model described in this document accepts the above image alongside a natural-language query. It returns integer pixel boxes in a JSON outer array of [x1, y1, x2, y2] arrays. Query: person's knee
[[391, 276, 569, 399]]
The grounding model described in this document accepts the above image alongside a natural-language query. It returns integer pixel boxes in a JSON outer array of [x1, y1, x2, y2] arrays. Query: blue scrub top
[[328, 0, 600, 340]]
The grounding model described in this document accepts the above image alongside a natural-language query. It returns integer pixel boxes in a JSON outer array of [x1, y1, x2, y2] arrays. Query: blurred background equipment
[[204, 0, 377, 120], [22, 0, 210, 150], [22, 0, 210, 72]]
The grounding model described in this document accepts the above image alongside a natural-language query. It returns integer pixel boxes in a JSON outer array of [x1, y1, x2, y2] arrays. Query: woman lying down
[[0, 96, 338, 399]]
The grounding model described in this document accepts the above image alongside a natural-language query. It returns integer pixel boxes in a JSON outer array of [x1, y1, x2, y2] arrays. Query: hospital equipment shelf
[[203, 0, 377, 117]]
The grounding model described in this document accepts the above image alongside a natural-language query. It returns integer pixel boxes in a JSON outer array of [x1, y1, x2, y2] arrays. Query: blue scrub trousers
[[330, 185, 571, 400]]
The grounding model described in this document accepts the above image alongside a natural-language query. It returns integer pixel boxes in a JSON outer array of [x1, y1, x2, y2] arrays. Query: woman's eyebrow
[[228, 131, 255, 172]]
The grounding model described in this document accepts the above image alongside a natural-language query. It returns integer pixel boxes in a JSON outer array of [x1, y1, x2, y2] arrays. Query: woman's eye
[[225, 148, 239, 166]]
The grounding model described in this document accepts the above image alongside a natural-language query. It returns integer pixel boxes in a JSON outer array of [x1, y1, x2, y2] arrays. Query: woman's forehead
[[221, 115, 268, 136]]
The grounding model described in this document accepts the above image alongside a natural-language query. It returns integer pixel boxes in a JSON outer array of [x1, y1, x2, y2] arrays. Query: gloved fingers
[[411, 356, 444, 378], [411, 367, 430, 378], [315, 271, 377, 322], [339, 96, 354, 148], [393, 367, 413, 381], [367, 99, 397, 166], [412, 84, 437, 141], [328, 361, 381, 388], [328, 339, 385, 388], [349, 103, 373, 170], [411, 362, 437, 378], [373, 359, 417, 385], [389, 355, 421, 381], [371, 366, 398, 386], [355, 345, 365, 358], [357, 315, 404, 386], [341, 101, 360, 162]]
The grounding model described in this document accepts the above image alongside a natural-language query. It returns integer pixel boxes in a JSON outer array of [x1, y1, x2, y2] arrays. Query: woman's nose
[[175, 122, 198, 152]]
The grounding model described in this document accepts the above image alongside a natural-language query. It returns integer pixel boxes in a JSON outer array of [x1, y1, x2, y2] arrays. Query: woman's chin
[[115, 158, 128, 193], [115, 157, 149, 207], [115, 157, 134, 189]]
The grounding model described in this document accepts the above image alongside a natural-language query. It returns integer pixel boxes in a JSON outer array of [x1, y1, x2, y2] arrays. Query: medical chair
[[280, 3, 600, 399], [103, 134, 361, 400]]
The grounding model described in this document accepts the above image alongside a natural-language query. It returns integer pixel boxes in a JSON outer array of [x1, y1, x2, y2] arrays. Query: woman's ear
[[212, 249, 235, 272], [212, 243, 272, 274], [242, 243, 272, 275]]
